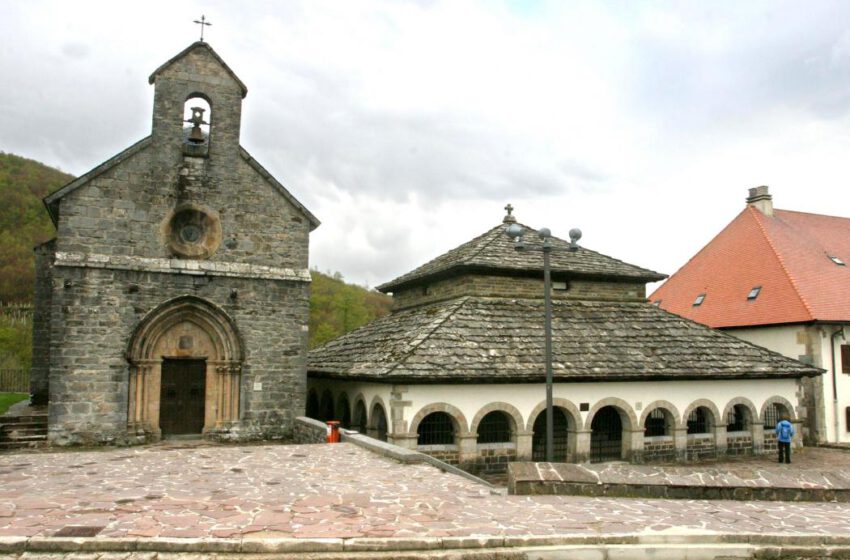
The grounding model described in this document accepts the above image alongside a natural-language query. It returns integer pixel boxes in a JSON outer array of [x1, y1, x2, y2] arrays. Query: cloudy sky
[[3, 1, 850, 290]]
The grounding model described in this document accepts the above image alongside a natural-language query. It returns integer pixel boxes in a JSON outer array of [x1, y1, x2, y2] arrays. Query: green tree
[[0, 152, 72, 304], [308, 270, 392, 348]]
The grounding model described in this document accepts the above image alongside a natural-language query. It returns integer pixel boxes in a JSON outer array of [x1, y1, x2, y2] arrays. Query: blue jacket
[[775, 419, 795, 443]]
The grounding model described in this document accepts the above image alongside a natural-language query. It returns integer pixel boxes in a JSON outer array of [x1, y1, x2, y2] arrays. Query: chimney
[[746, 185, 773, 217]]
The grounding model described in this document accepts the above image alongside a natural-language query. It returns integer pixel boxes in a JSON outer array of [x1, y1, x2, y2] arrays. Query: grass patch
[[0, 393, 28, 415]]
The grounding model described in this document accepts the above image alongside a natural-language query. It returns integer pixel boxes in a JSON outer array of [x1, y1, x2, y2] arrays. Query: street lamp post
[[505, 222, 581, 462]]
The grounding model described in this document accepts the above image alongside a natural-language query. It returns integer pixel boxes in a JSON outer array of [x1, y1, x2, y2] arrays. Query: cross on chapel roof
[[194, 15, 212, 42]]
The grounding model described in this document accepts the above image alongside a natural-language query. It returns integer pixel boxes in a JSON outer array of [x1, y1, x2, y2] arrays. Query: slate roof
[[307, 296, 822, 383], [651, 205, 850, 328], [377, 222, 666, 293]]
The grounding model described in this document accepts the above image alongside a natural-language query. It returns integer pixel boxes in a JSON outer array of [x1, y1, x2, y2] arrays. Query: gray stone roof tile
[[308, 297, 822, 382], [377, 223, 665, 292]]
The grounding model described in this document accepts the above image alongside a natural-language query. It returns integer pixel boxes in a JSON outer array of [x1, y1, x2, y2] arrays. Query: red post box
[[326, 420, 340, 443]]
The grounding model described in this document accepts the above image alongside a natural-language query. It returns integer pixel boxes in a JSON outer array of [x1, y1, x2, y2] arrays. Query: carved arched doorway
[[127, 297, 244, 439]]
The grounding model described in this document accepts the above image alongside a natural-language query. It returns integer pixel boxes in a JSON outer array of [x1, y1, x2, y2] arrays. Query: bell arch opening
[[126, 296, 244, 440]]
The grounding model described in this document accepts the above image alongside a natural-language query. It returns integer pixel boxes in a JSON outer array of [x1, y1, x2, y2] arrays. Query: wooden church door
[[159, 359, 206, 435]]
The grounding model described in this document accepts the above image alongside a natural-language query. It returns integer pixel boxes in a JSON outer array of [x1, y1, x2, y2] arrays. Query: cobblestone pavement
[[1, 442, 850, 542]]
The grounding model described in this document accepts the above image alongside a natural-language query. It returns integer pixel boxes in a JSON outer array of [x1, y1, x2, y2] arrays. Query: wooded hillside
[[0, 153, 70, 303]]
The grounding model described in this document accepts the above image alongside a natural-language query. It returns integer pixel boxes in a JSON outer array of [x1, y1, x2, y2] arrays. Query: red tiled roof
[[650, 206, 850, 328]]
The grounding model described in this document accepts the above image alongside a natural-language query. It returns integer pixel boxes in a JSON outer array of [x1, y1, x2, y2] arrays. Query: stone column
[[213, 362, 228, 427], [389, 385, 411, 442], [714, 425, 728, 457], [574, 429, 591, 463], [751, 424, 765, 455], [673, 427, 688, 462], [127, 359, 156, 434], [792, 419, 803, 448], [627, 429, 644, 463], [228, 363, 241, 424], [515, 430, 533, 461], [457, 432, 478, 466]]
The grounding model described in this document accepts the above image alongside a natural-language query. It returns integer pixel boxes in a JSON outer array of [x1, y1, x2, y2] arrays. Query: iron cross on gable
[[194, 15, 212, 42]]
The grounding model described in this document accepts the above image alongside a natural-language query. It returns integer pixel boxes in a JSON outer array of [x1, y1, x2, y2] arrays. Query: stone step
[[0, 438, 46, 450], [1, 427, 48, 438], [0, 414, 48, 425], [0, 413, 48, 448]]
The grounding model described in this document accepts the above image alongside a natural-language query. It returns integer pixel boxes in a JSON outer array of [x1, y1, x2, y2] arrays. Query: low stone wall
[[643, 436, 676, 462], [469, 444, 517, 475], [685, 434, 716, 460], [508, 461, 850, 502], [727, 433, 754, 456], [293, 416, 328, 444], [763, 432, 778, 454], [340, 430, 497, 490], [419, 445, 460, 466]]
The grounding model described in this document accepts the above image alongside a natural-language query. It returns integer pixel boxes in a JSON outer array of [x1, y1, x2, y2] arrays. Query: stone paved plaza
[[2, 442, 850, 558]]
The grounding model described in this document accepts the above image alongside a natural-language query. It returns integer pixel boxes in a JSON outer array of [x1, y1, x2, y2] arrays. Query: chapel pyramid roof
[[377, 213, 666, 293]]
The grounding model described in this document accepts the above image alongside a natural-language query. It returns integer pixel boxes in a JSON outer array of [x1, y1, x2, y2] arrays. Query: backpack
[[779, 423, 791, 440]]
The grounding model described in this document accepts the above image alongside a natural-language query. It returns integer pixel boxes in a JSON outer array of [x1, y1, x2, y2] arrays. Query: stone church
[[31, 41, 318, 445]]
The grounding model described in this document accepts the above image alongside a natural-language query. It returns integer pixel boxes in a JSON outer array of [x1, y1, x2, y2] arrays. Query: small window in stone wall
[[846, 407, 850, 432], [418, 412, 455, 445], [842, 345, 850, 374], [477, 411, 512, 443], [726, 404, 749, 432], [644, 408, 667, 437], [687, 407, 710, 434]]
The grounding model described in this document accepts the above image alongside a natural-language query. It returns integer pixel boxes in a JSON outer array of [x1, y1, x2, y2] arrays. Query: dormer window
[[829, 255, 846, 266], [693, 293, 706, 307], [747, 286, 761, 300], [652, 300, 662, 307]]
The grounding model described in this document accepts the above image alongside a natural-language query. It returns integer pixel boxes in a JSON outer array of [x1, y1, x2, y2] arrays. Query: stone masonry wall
[[46, 265, 309, 445], [293, 416, 329, 444], [56, 148, 311, 271], [726, 433, 754, 456], [467, 444, 517, 475], [643, 436, 676, 462], [686, 435, 716, 461], [391, 273, 646, 310]]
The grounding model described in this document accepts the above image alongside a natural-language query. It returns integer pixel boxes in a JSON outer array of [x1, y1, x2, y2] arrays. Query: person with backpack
[[775, 416, 795, 464]]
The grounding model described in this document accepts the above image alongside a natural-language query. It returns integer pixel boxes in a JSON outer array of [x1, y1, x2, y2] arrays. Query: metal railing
[[0, 369, 28, 393]]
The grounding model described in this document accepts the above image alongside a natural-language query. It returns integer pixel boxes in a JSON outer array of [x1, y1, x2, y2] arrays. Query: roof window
[[693, 293, 706, 307], [829, 255, 846, 266], [652, 300, 662, 307], [747, 286, 761, 300]]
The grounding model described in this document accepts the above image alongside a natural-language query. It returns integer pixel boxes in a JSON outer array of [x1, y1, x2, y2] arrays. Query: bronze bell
[[188, 125, 206, 144], [185, 107, 208, 144]]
